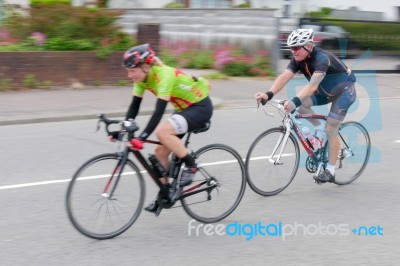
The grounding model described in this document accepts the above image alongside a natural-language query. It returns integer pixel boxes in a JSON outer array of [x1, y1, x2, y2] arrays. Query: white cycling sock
[[326, 164, 335, 175]]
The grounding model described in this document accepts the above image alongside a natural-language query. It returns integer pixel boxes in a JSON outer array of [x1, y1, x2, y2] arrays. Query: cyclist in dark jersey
[[255, 28, 356, 183], [112, 44, 213, 213]]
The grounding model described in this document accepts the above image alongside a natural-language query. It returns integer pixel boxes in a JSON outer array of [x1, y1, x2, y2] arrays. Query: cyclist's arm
[[297, 72, 326, 101], [256, 69, 294, 102], [137, 96, 169, 140], [269, 69, 295, 95], [125, 94, 143, 120]]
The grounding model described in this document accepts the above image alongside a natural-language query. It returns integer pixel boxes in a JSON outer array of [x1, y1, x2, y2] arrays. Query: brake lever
[[255, 98, 268, 112], [95, 119, 101, 132]]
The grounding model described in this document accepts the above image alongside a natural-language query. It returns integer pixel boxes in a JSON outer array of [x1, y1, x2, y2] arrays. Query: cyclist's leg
[[156, 119, 189, 158], [325, 117, 341, 165], [144, 123, 181, 213], [159, 97, 213, 186], [299, 95, 327, 127], [326, 83, 357, 165], [315, 84, 356, 182], [154, 144, 172, 184]]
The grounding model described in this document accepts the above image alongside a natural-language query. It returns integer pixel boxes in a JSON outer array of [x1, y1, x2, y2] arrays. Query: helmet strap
[[302, 45, 313, 58], [140, 65, 149, 81]]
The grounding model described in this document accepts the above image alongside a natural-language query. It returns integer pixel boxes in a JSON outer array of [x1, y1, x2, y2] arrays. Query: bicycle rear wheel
[[331, 121, 371, 185], [181, 144, 246, 223], [66, 153, 145, 240], [245, 127, 300, 196]]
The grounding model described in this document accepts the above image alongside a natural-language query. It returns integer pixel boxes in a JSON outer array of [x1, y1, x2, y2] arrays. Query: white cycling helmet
[[287, 28, 314, 47]]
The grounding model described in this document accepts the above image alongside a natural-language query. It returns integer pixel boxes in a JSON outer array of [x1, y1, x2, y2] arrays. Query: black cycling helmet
[[123, 43, 155, 68]]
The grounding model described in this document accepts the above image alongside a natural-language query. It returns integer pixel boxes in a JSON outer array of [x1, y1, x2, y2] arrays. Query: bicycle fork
[[268, 120, 291, 165], [102, 149, 129, 199]]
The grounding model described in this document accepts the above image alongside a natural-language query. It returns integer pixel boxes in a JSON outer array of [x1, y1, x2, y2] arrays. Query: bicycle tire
[[181, 144, 246, 223], [245, 127, 300, 196], [329, 121, 371, 185], [66, 153, 145, 240]]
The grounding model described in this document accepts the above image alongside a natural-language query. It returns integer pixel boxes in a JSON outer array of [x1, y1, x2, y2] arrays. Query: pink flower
[[30, 32, 47, 46], [0, 29, 10, 40]]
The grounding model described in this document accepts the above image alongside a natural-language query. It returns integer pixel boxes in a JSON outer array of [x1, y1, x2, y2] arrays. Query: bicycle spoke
[[66, 154, 145, 240], [245, 127, 299, 196], [181, 144, 246, 223], [331, 122, 370, 185]]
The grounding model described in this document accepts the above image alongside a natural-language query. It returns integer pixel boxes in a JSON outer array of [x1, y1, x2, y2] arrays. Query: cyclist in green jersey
[[112, 44, 213, 213]]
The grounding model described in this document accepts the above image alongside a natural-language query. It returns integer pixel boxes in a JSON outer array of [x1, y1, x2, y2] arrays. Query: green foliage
[[23, 74, 39, 89], [98, 0, 109, 8], [30, 0, 71, 7], [305, 18, 400, 51], [117, 79, 129, 86], [182, 50, 214, 69], [204, 72, 229, 80], [21, 74, 54, 89], [329, 21, 400, 51], [221, 61, 254, 76], [234, 3, 251, 8], [40, 80, 53, 89], [165, 2, 185, 8], [306, 7, 332, 18], [0, 77, 12, 91], [2, 4, 135, 52], [0, 40, 45, 51], [96, 32, 136, 59], [44, 38, 96, 50], [92, 80, 102, 86], [159, 47, 179, 67]]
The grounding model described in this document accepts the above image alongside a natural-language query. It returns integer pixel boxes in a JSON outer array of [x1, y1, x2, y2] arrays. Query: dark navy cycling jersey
[[287, 46, 356, 97]]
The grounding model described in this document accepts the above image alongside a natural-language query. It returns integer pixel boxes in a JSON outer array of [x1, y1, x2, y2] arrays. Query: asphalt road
[[1, 95, 399, 265]]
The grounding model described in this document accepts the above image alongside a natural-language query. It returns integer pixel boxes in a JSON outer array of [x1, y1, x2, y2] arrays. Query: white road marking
[[0, 157, 266, 190]]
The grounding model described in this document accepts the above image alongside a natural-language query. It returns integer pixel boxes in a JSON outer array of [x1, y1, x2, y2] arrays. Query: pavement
[[0, 55, 399, 126]]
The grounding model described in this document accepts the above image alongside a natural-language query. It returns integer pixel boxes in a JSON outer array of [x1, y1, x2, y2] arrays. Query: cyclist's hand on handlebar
[[284, 100, 296, 113], [130, 138, 144, 150], [255, 92, 269, 105], [108, 131, 119, 142]]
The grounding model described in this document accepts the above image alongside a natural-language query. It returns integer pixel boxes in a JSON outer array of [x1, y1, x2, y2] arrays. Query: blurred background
[[0, 0, 399, 89]]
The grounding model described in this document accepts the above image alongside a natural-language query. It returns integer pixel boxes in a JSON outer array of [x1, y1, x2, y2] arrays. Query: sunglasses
[[290, 46, 303, 52]]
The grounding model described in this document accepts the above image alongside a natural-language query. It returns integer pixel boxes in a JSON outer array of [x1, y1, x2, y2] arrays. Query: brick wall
[[0, 51, 129, 88]]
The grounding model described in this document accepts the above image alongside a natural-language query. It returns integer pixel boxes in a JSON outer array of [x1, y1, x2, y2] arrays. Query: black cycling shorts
[[311, 83, 356, 121], [168, 96, 213, 134]]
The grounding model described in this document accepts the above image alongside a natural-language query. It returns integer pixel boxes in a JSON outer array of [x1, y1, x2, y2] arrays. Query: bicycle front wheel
[[181, 144, 246, 223], [245, 127, 300, 196], [332, 121, 371, 185], [66, 153, 145, 240]]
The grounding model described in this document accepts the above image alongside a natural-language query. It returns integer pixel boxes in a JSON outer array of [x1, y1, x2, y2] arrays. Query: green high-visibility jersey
[[133, 65, 210, 111]]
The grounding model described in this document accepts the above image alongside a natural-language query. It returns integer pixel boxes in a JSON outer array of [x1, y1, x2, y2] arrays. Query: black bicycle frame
[[128, 133, 217, 202]]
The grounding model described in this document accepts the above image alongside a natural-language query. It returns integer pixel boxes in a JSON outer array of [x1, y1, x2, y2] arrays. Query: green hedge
[[304, 17, 400, 51], [1, 4, 136, 53], [30, 0, 71, 7], [332, 21, 400, 51]]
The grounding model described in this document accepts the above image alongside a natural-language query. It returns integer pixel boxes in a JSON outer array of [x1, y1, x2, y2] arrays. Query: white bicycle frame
[[258, 99, 303, 165]]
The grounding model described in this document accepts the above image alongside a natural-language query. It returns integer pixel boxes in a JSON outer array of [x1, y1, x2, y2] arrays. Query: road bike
[[245, 100, 371, 196], [66, 114, 246, 239]]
